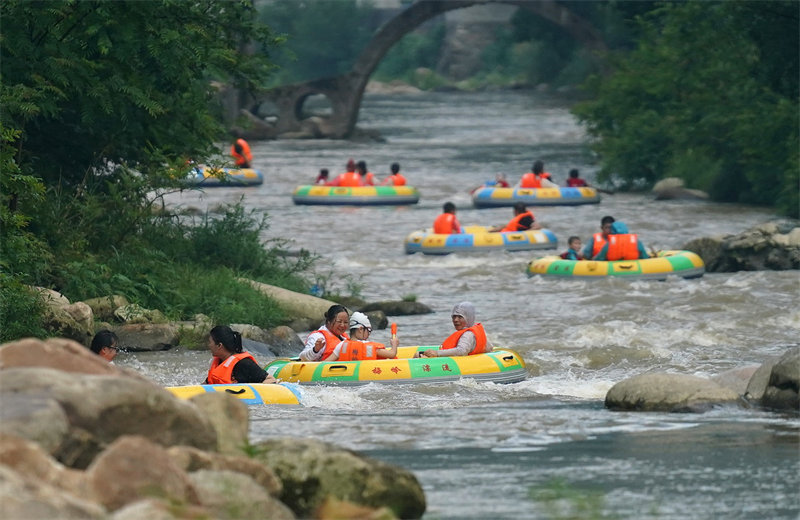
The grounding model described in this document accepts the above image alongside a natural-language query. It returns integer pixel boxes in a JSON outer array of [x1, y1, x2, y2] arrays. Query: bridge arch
[[240, 0, 606, 140]]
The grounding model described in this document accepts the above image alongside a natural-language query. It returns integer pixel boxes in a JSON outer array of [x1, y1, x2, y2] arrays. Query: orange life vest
[[207, 352, 257, 384], [501, 211, 535, 232], [308, 328, 348, 361], [591, 232, 607, 258], [337, 171, 362, 187], [389, 174, 406, 186], [337, 340, 387, 361], [364, 172, 376, 185], [433, 213, 460, 234], [606, 233, 640, 261], [440, 323, 488, 355], [519, 172, 541, 188], [230, 139, 253, 167]]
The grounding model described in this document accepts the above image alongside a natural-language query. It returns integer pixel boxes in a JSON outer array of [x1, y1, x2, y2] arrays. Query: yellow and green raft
[[166, 382, 302, 405], [292, 185, 420, 206], [265, 347, 527, 386], [527, 250, 705, 280], [404, 225, 557, 255], [184, 166, 263, 187], [472, 186, 600, 207]]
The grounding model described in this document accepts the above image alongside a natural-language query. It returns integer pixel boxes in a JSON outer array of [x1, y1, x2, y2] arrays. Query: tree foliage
[[573, 1, 799, 216]]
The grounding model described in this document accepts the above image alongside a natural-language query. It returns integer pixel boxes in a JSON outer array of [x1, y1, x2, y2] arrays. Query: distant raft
[[265, 347, 527, 386], [165, 382, 301, 405], [184, 166, 264, 187], [405, 225, 558, 255], [292, 185, 420, 206], [526, 250, 705, 280], [472, 186, 601, 207]]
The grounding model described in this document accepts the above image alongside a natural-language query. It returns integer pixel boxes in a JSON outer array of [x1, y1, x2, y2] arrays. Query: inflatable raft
[[184, 166, 263, 187], [292, 185, 420, 206], [472, 186, 600, 207], [405, 225, 558, 255], [166, 382, 301, 405], [264, 347, 527, 386], [526, 250, 705, 280]]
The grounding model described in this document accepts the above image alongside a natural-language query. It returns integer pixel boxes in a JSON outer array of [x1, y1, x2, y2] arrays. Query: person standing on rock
[[90, 329, 120, 362], [299, 305, 350, 361], [205, 325, 275, 384]]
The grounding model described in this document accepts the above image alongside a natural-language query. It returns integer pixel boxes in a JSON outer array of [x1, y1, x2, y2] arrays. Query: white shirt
[[298, 325, 342, 361]]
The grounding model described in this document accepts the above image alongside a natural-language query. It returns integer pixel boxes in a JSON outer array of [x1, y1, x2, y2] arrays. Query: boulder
[[113, 323, 180, 351], [242, 279, 339, 322], [85, 436, 200, 512], [114, 303, 167, 324], [188, 392, 249, 456], [652, 177, 709, 200], [252, 438, 426, 519], [711, 365, 761, 396], [684, 220, 800, 272], [268, 325, 305, 358], [33, 286, 71, 306], [315, 496, 399, 520], [358, 301, 434, 316], [761, 347, 800, 411], [82, 295, 130, 322], [364, 310, 388, 330], [42, 302, 95, 346], [167, 445, 282, 497], [232, 323, 304, 358], [605, 373, 741, 412], [0, 393, 70, 454], [0, 337, 118, 376], [111, 498, 208, 520], [188, 469, 296, 519], [0, 367, 217, 467], [0, 464, 106, 519], [744, 356, 782, 403]]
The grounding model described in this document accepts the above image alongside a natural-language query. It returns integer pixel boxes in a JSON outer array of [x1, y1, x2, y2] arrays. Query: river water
[[127, 91, 799, 519]]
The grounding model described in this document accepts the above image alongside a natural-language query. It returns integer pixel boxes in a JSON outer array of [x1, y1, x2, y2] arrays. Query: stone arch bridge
[[234, 0, 606, 140]]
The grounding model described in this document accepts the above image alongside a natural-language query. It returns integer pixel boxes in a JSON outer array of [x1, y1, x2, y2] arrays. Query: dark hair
[[357, 160, 367, 174], [569, 169, 579, 178], [210, 325, 243, 354], [391, 163, 400, 174], [568, 236, 580, 245], [601, 215, 616, 226], [320, 168, 329, 177], [443, 201, 456, 213], [90, 329, 118, 355], [513, 202, 527, 213], [234, 142, 243, 154], [324, 304, 349, 324], [532, 161, 544, 174]]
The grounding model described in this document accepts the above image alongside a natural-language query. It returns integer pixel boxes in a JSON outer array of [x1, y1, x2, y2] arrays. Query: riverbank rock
[[252, 438, 426, 519], [684, 220, 800, 272], [34, 289, 95, 346], [358, 300, 434, 316], [652, 177, 709, 200], [82, 295, 130, 322], [605, 373, 740, 412], [760, 347, 800, 412], [233, 323, 304, 358], [242, 279, 338, 323]]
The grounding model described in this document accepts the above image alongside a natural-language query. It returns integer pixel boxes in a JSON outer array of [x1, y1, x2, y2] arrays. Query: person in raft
[[490, 202, 540, 232], [582, 215, 615, 260], [518, 160, 557, 188], [356, 160, 376, 186], [325, 312, 399, 362], [315, 168, 330, 185], [433, 202, 462, 234], [230, 137, 253, 169], [381, 162, 407, 186], [417, 302, 492, 358], [565, 168, 588, 187], [331, 159, 362, 187], [560, 236, 584, 260], [298, 304, 350, 361], [90, 329, 120, 362], [205, 325, 275, 384], [592, 221, 650, 261]]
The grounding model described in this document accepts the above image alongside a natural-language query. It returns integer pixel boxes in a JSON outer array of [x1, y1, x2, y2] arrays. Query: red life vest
[[566, 178, 587, 187], [591, 232, 607, 258], [519, 172, 541, 188], [337, 171, 362, 187], [337, 340, 387, 361], [606, 234, 640, 261], [308, 328, 348, 361], [440, 323, 488, 355], [389, 174, 406, 186], [501, 211, 535, 232], [207, 352, 257, 384], [433, 213, 460, 234], [230, 139, 252, 167]]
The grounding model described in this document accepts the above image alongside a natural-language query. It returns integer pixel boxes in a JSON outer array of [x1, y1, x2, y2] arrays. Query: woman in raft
[[205, 325, 276, 384], [417, 302, 492, 358]]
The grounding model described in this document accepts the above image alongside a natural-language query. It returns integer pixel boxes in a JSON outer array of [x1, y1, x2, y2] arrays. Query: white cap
[[349, 312, 371, 330]]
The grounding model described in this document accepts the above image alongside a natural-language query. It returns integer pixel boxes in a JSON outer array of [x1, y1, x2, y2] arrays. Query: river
[[127, 90, 799, 519]]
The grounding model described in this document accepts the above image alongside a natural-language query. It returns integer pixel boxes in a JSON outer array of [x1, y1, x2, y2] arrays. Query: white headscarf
[[451, 301, 476, 327]]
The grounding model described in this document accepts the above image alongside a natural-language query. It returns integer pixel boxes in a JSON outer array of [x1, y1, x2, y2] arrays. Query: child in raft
[[560, 236, 584, 260]]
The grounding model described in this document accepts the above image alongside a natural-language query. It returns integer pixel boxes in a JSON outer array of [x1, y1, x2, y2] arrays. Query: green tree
[[573, 1, 799, 216]]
